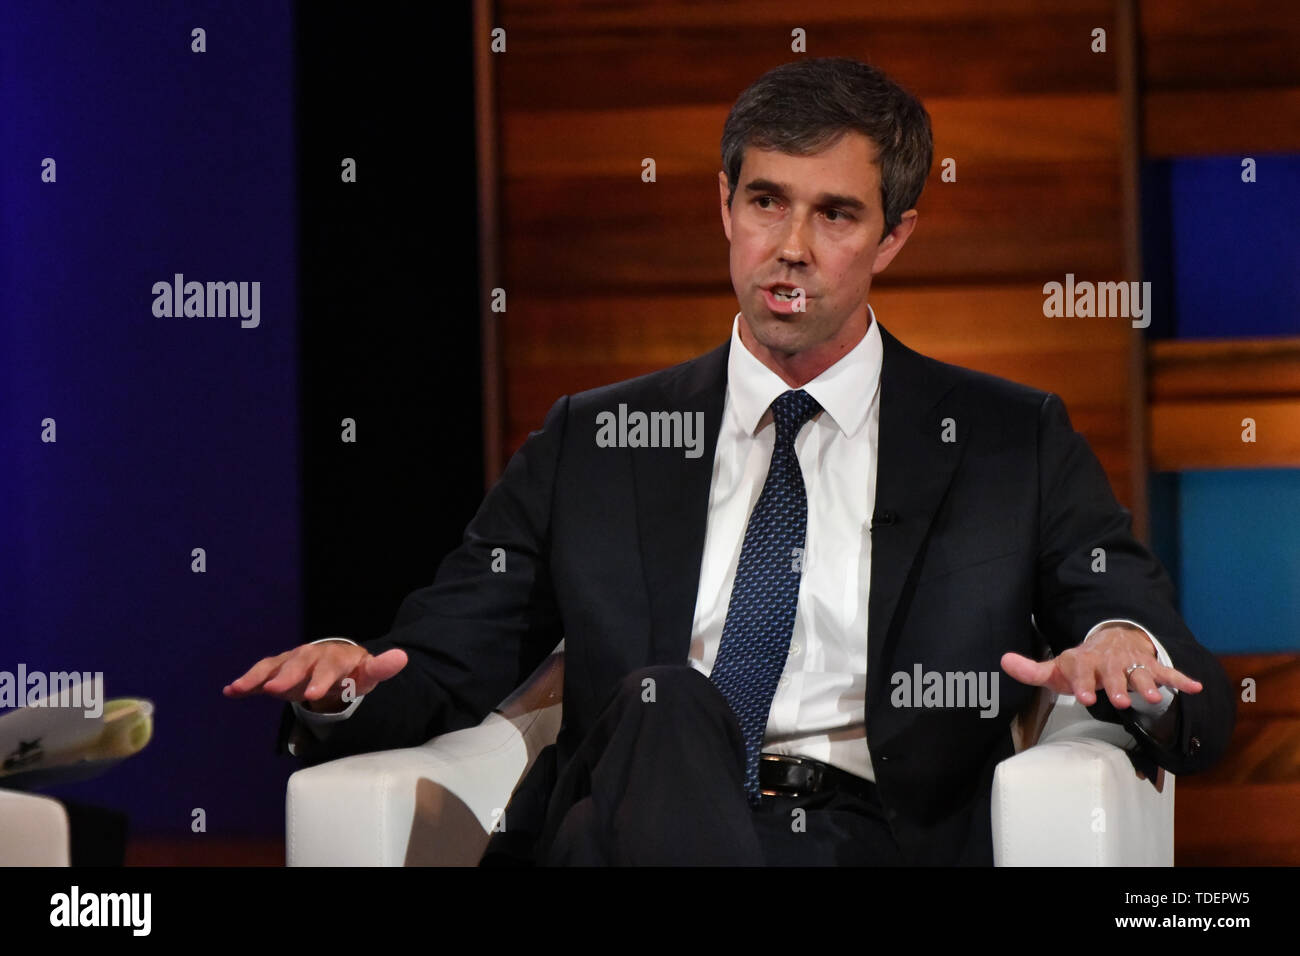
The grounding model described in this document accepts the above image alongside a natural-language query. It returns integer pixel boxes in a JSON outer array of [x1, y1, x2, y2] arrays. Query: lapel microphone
[[870, 509, 898, 532]]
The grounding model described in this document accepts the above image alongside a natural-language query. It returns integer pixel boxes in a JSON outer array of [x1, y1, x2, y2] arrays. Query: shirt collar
[[726, 304, 883, 440]]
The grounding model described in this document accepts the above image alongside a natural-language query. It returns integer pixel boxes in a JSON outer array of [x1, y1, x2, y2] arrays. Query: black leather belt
[[758, 753, 879, 803]]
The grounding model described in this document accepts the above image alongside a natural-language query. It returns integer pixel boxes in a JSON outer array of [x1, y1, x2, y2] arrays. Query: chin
[[753, 324, 811, 356]]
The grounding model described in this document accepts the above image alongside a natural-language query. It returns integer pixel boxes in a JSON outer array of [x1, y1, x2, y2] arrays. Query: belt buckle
[[759, 753, 822, 798]]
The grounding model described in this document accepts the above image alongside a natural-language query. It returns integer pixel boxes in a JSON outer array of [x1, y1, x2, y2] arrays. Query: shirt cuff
[[291, 638, 366, 740], [1084, 618, 1176, 715]]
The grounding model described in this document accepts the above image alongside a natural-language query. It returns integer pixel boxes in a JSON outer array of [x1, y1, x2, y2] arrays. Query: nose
[[778, 210, 811, 266]]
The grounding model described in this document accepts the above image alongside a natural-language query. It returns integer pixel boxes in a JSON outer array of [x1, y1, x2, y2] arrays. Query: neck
[[739, 313, 871, 388]]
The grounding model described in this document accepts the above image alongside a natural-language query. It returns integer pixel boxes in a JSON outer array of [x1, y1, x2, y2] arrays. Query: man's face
[[719, 131, 916, 374]]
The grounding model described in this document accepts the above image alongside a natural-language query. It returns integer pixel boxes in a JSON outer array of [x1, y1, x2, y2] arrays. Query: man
[[226, 57, 1234, 865]]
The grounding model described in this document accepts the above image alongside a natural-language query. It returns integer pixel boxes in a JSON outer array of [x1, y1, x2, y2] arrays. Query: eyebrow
[[742, 178, 867, 212]]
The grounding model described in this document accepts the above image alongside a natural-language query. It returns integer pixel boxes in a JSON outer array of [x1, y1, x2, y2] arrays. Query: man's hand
[[223, 640, 409, 713], [1000, 623, 1203, 709]]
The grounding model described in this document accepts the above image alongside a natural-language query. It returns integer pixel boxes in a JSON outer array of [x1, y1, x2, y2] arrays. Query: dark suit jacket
[[281, 322, 1235, 865]]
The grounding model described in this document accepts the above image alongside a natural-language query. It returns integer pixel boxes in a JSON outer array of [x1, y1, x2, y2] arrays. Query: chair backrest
[[1010, 683, 1056, 752], [495, 644, 564, 721], [494, 645, 1091, 757], [493, 638, 1136, 740]]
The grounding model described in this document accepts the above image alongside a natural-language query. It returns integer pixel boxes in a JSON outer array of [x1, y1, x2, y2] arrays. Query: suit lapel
[[867, 324, 967, 702], [631, 340, 730, 665], [630, 323, 967, 684]]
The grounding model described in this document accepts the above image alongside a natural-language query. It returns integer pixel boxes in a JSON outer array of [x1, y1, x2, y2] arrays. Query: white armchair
[[993, 691, 1174, 865], [0, 789, 71, 866], [286, 647, 1173, 866]]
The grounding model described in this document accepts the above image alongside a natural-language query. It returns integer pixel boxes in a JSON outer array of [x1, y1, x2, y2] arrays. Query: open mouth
[[761, 287, 809, 314]]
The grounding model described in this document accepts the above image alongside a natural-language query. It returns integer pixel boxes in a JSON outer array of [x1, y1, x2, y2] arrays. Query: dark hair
[[721, 57, 933, 239]]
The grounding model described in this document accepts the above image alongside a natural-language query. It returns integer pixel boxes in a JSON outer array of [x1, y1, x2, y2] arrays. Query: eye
[[755, 195, 778, 209], [825, 208, 852, 222]]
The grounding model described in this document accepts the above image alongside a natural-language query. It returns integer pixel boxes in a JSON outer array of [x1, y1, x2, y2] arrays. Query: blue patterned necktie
[[710, 388, 822, 805]]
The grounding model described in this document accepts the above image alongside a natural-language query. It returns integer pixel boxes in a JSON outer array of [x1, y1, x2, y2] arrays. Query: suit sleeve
[[1031, 392, 1235, 775], [279, 395, 570, 765]]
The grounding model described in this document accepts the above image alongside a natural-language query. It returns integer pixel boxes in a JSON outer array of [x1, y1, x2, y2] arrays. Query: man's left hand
[[1000, 623, 1203, 709]]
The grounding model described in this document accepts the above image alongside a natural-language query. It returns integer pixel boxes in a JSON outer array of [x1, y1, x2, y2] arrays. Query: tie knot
[[769, 389, 821, 446]]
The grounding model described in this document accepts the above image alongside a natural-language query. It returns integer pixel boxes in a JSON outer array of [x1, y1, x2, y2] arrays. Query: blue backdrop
[[1168, 155, 1300, 339], [2, 2, 299, 837], [1146, 154, 1300, 656]]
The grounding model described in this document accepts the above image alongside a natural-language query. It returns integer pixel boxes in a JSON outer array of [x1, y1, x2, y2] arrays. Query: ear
[[718, 171, 733, 242], [871, 209, 918, 276]]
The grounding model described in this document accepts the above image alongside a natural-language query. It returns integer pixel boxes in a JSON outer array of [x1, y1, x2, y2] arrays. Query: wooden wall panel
[[500, 286, 1137, 500], [1150, 338, 1300, 469], [1142, 0, 1300, 156], [496, 0, 1118, 109], [487, 0, 1142, 510], [1151, 338, 1300, 402], [1146, 90, 1300, 157], [1177, 654, 1300, 865], [1136, 4, 1300, 865], [502, 160, 1124, 290], [475, 0, 1300, 869], [1151, 399, 1300, 470]]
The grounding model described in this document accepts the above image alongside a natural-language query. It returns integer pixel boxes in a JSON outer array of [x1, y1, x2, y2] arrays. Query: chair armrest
[[992, 720, 1175, 866], [0, 789, 70, 866], [287, 702, 561, 866], [286, 647, 564, 866]]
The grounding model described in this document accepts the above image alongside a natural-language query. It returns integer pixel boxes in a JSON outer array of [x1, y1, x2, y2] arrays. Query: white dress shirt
[[297, 307, 1177, 767], [683, 309, 1175, 782]]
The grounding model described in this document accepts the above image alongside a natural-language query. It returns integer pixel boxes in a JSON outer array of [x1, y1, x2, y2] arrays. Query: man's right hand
[[223, 640, 409, 713]]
